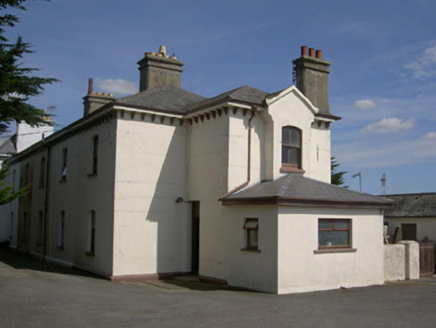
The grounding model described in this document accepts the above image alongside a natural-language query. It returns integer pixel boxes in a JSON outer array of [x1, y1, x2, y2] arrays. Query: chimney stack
[[137, 45, 184, 92], [83, 78, 115, 116], [293, 45, 331, 114]]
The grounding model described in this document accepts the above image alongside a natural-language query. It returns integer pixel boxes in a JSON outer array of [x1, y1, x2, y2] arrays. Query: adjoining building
[[384, 193, 436, 243], [0, 45, 391, 294]]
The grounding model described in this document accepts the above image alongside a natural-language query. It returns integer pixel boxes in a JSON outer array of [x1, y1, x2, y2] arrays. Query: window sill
[[241, 248, 261, 253], [85, 251, 95, 257], [280, 166, 305, 174], [87, 172, 97, 178], [314, 248, 357, 254]]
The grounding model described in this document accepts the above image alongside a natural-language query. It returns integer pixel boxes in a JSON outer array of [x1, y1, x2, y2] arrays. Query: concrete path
[[1, 248, 436, 328]]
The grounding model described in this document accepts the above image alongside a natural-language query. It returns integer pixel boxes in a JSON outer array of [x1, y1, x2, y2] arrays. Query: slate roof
[[118, 87, 205, 113], [384, 193, 436, 218], [0, 135, 17, 155], [188, 85, 269, 112], [222, 174, 392, 208]]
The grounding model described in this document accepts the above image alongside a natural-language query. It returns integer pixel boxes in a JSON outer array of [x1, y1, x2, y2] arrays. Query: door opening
[[191, 201, 200, 274]]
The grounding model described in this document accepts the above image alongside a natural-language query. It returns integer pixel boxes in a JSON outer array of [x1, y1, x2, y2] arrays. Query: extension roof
[[221, 174, 392, 208], [384, 193, 436, 218]]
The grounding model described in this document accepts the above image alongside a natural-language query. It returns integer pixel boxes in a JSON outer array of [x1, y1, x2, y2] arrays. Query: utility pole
[[352, 172, 362, 193], [381, 173, 386, 195]]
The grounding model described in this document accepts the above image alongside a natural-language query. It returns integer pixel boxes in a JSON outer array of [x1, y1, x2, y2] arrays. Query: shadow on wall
[[145, 124, 191, 275]]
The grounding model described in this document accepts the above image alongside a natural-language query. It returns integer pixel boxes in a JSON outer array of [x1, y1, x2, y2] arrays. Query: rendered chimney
[[293, 46, 331, 114], [83, 78, 115, 116], [137, 45, 184, 92]]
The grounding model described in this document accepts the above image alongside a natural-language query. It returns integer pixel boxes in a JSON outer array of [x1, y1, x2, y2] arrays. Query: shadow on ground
[[0, 243, 100, 279]]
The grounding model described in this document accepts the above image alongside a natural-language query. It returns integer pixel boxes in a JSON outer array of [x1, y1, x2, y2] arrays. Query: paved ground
[[1, 246, 436, 328]]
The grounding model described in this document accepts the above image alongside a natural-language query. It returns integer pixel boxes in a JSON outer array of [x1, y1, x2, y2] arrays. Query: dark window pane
[[289, 148, 298, 165], [248, 230, 258, 247], [282, 128, 290, 145], [319, 231, 349, 247], [335, 221, 349, 229], [282, 147, 289, 163], [319, 221, 332, 229], [290, 128, 300, 147]]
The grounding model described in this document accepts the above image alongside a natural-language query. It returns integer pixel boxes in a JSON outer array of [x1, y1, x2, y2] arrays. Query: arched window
[[281, 126, 302, 170]]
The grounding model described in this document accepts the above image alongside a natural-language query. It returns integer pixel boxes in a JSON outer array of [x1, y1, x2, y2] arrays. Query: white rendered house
[[0, 45, 391, 294]]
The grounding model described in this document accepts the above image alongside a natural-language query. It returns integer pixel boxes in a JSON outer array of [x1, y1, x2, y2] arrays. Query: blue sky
[[3, 0, 436, 195]]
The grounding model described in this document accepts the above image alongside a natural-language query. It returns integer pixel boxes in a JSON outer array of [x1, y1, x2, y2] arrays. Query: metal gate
[[419, 243, 435, 277]]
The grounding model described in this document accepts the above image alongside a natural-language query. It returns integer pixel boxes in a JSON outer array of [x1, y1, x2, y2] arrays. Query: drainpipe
[[220, 105, 257, 199], [42, 144, 51, 261]]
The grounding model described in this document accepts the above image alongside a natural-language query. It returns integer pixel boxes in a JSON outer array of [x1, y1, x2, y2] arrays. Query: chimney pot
[[159, 45, 167, 56], [316, 49, 323, 59], [88, 78, 94, 94], [301, 45, 308, 56], [309, 48, 315, 57]]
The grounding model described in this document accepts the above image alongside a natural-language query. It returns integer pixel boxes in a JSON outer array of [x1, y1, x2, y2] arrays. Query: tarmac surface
[[1, 246, 436, 328]]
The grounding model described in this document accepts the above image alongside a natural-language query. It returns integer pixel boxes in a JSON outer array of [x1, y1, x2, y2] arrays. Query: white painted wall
[[113, 114, 190, 276], [277, 207, 384, 294], [266, 88, 331, 183], [16, 121, 54, 153]]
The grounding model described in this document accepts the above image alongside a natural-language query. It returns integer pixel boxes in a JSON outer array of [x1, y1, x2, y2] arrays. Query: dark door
[[191, 202, 200, 274], [401, 223, 417, 241]]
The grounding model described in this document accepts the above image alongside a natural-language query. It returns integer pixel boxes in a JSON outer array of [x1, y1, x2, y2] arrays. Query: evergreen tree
[[0, 0, 56, 205], [1, 0, 57, 133], [331, 157, 348, 187]]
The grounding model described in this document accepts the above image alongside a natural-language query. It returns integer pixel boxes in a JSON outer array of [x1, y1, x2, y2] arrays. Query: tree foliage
[[0, 163, 27, 205], [1, 0, 54, 205], [331, 157, 348, 187], [1, 0, 57, 133]]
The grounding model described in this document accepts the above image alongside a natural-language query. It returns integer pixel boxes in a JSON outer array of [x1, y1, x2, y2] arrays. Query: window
[[39, 157, 46, 188], [318, 219, 351, 249], [243, 218, 259, 251], [86, 210, 96, 256], [37, 211, 44, 246], [58, 211, 65, 250], [22, 212, 27, 243], [61, 148, 67, 182], [281, 126, 302, 171], [9, 212, 14, 240], [89, 136, 99, 175]]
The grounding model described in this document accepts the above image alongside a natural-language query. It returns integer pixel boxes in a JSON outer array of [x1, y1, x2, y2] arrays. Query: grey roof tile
[[384, 193, 436, 218], [118, 87, 205, 113], [191, 85, 269, 111], [223, 174, 391, 207]]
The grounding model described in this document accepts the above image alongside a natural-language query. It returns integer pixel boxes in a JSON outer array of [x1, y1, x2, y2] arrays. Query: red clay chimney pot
[[316, 49, 323, 59], [301, 45, 308, 56], [309, 48, 315, 57]]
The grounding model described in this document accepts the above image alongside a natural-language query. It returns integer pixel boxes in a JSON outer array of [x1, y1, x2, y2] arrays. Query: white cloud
[[422, 132, 436, 140], [361, 118, 415, 134], [94, 78, 137, 95], [404, 44, 436, 79], [333, 137, 436, 169], [354, 99, 377, 110]]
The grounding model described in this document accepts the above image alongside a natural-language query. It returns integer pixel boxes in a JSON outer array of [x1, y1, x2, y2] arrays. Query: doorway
[[191, 201, 200, 274]]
